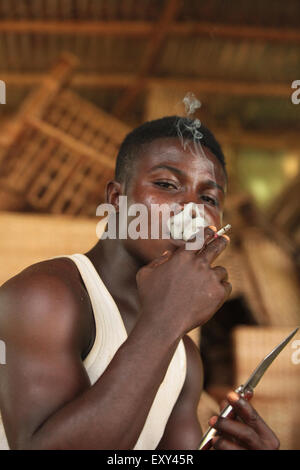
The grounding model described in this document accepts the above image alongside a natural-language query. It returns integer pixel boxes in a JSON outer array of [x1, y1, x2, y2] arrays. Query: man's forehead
[[138, 137, 226, 186]]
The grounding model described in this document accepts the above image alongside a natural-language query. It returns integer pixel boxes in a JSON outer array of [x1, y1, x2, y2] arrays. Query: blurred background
[[0, 0, 300, 449]]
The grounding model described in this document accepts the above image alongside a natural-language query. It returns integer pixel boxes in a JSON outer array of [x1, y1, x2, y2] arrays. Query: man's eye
[[154, 181, 178, 189], [201, 195, 218, 206]]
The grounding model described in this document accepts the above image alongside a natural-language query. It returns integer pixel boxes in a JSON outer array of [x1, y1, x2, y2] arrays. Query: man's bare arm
[[0, 270, 181, 450], [0, 231, 232, 450], [156, 335, 203, 450]]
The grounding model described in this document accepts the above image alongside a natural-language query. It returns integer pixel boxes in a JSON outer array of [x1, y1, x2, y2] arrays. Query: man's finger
[[212, 435, 246, 450], [198, 225, 218, 251], [226, 392, 280, 447], [220, 280, 232, 300], [212, 266, 228, 282], [182, 225, 218, 254], [226, 392, 265, 432], [199, 234, 230, 265], [211, 417, 262, 450]]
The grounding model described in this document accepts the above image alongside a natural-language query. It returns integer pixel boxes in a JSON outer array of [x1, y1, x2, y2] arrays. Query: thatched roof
[[0, 0, 300, 138], [0, 1, 299, 294]]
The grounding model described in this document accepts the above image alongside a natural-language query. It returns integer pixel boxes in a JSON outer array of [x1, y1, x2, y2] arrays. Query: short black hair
[[115, 116, 227, 186]]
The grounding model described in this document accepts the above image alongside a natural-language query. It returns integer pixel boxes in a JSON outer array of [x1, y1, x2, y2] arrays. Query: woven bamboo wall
[[240, 228, 300, 326], [233, 326, 300, 450], [0, 211, 98, 286]]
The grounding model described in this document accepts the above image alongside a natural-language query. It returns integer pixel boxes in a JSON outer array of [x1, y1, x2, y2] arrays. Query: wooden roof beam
[[0, 21, 300, 43], [2, 73, 292, 98], [148, 78, 292, 98], [0, 21, 152, 36], [215, 128, 300, 151], [171, 22, 300, 43]]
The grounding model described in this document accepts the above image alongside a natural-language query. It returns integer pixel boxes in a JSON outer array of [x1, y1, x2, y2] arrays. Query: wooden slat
[[171, 22, 300, 43], [0, 20, 153, 36], [28, 118, 116, 170], [26, 141, 81, 209], [2, 73, 292, 98], [0, 53, 78, 151], [0, 127, 44, 190], [0, 118, 114, 215], [148, 77, 292, 98], [0, 53, 132, 216], [0, 21, 300, 43], [215, 127, 300, 151], [48, 89, 129, 143], [49, 160, 109, 216]]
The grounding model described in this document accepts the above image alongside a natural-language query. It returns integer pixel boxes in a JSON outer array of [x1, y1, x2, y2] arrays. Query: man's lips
[[168, 231, 206, 247], [168, 237, 187, 247]]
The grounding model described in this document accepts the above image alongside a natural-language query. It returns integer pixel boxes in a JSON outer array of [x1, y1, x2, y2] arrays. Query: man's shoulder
[[0, 257, 80, 306], [0, 255, 90, 299], [0, 257, 93, 354]]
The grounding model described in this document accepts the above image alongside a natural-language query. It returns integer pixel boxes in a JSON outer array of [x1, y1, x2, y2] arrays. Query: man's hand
[[208, 391, 280, 450], [136, 226, 232, 337]]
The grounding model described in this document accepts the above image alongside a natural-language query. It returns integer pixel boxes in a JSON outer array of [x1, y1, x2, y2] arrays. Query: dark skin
[[0, 137, 280, 450]]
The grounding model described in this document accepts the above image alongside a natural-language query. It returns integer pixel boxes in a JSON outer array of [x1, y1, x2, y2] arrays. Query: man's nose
[[175, 201, 201, 218], [176, 193, 201, 215]]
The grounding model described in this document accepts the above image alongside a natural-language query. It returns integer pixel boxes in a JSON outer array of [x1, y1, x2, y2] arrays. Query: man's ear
[[105, 180, 123, 212]]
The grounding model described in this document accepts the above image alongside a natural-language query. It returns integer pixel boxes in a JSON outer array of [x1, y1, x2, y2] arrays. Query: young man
[[0, 116, 280, 450]]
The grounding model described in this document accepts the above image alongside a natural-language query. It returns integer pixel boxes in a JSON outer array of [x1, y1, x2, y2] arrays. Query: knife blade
[[198, 326, 299, 450]]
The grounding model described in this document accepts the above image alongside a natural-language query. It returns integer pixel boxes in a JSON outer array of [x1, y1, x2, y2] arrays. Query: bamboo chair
[[0, 54, 130, 216]]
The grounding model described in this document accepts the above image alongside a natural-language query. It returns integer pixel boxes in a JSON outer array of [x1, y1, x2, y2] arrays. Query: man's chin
[[133, 239, 176, 264], [125, 236, 196, 265]]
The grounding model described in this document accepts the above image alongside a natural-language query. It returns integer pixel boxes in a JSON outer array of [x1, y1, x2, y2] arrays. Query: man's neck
[[84, 238, 144, 334]]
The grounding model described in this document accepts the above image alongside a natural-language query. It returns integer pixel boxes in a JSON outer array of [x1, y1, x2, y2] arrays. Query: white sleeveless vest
[[0, 253, 186, 450]]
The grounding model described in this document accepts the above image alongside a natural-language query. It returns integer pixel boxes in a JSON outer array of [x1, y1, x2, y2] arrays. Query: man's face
[[116, 137, 227, 264]]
